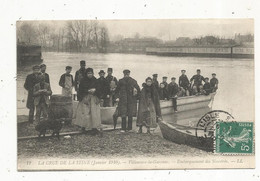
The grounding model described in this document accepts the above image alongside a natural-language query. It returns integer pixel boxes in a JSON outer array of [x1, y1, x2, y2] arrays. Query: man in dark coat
[[24, 65, 41, 123], [179, 70, 190, 96], [75, 60, 86, 100], [115, 69, 140, 132], [97, 70, 110, 107], [210, 73, 219, 92], [159, 76, 169, 100], [33, 74, 52, 122], [105, 68, 118, 106], [203, 77, 211, 95], [152, 74, 159, 91], [40, 64, 50, 84], [190, 69, 205, 95], [168, 77, 179, 112]]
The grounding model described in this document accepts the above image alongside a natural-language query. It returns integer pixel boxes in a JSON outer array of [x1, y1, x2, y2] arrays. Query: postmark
[[195, 110, 254, 154], [195, 110, 235, 152]]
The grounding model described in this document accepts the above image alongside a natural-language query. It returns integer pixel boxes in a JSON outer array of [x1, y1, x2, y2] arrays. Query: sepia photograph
[[16, 19, 255, 170]]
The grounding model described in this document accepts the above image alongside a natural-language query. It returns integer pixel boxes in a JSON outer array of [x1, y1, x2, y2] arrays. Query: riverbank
[[18, 129, 210, 159]]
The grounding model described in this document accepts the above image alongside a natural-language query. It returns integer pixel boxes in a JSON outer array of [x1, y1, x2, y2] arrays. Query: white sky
[[102, 19, 254, 40], [19, 19, 254, 41]]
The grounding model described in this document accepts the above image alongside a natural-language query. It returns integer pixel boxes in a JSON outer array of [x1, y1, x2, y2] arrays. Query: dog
[[35, 119, 63, 139]]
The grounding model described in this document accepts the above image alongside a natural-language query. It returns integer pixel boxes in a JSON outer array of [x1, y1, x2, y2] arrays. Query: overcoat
[[33, 82, 52, 106], [74, 76, 102, 129], [24, 73, 39, 109], [116, 77, 140, 117], [137, 83, 161, 127]]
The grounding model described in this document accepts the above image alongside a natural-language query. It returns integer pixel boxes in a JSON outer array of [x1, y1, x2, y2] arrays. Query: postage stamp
[[215, 121, 254, 154]]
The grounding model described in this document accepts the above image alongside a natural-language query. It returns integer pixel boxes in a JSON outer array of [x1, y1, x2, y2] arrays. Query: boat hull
[[72, 93, 216, 125], [158, 121, 214, 152]]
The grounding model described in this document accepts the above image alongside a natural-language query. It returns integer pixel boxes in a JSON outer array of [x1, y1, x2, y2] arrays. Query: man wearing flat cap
[[59, 66, 74, 97], [97, 70, 110, 107], [210, 73, 219, 92], [190, 69, 205, 95], [40, 64, 50, 85], [179, 70, 190, 96], [24, 65, 41, 123], [75, 60, 86, 100], [115, 69, 140, 132], [152, 74, 159, 91], [105, 68, 118, 107], [159, 76, 169, 100], [168, 77, 179, 112]]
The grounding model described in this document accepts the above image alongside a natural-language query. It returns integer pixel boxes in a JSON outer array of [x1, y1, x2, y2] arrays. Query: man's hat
[[32, 65, 40, 70], [107, 68, 113, 72], [86, 67, 93, 73], [212, 73, 216, 76], [197, 69, 201, 72], [80, 60, 86, 65], [205, 77, 209, 80], [171, 77, 176, 80], [66, 66, 72, 70], [163, 76, 167, 79], [181, 70, 186, 72], [99, 70, 105, 74], [123, 69, 130, 74], [153, 74, 158, 77], [40, 64, 46, 68]]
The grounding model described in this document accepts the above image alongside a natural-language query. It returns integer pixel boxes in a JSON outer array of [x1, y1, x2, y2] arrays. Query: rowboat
[[158, 121, 214, 152]]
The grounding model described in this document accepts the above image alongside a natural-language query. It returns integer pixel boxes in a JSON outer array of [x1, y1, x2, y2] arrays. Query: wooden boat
[[96, 92, 216, 125], [158, 121, 214, 152]]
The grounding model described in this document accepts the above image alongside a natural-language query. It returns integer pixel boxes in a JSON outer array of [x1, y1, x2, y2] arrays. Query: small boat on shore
[[158, 121, 214, 152]]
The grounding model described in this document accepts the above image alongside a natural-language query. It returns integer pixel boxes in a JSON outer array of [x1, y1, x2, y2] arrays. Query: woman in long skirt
[[137, 77, 162, 134], [73, 68, 102, 135]]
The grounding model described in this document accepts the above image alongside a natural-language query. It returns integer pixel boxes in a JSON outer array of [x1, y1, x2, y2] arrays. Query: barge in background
[[146, 46, 254, 59]]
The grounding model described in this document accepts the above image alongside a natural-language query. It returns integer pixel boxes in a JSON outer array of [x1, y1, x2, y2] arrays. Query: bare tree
[[17, 22, 38, 45]]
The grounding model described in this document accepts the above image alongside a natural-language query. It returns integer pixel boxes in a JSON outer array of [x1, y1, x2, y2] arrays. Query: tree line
[[17, 20, 109, 53]]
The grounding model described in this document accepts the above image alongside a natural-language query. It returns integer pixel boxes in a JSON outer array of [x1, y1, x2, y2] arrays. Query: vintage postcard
[[16, 19, 255, 170]]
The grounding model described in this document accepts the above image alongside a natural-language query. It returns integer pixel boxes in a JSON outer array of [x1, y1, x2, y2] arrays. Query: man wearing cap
[[179, 70, 190, 96], [75, 60, 86, 99], [24, 65, 41, 123], [33, 74, 52, 122], [105, 68, 118, 107], [203, 77, 211, 95], [152, 74, 159, 91], [168, 77, 179, 112], [74, 68, 102, 135], [190, 69, 205, 95], [97, 70, 110, 107], [59, 66, 74, 97], [159, 76, 169, 100], [210, 73, 219, 92], [115, 69, 140, 132], [40, 64, 50, 84]]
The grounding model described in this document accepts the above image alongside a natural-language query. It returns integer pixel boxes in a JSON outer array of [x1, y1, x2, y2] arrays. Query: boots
[[137, 126, 142, 134], [147, 127, 151, 135]]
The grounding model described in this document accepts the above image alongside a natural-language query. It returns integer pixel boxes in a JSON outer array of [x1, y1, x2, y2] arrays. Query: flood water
[[17, 52, 254, 123]]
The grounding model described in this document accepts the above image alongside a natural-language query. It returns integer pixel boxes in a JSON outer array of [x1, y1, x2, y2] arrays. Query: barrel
[[49, 95, 73, 124]]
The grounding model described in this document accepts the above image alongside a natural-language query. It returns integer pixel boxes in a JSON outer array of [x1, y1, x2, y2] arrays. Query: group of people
[[24, 60, 218, 135]]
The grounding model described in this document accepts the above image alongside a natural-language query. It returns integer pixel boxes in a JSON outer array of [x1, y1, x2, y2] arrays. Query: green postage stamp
[[215, 121, 254, 154]]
